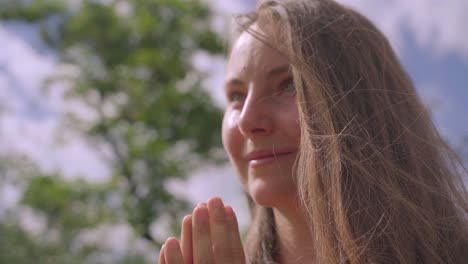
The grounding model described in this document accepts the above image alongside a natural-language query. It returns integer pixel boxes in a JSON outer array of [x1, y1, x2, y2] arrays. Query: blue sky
[[401, 29, 468, 145], [339, 0, 468, 148]]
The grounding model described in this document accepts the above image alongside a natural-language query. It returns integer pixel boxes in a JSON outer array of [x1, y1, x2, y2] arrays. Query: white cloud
[[206, 0, 468, 60], [337, 0, 468, 59], [192, 51, 227, 107], [0, 22, 109, 182], [210, 0, 254, 14], [0, 183, 22, 212], [17, 206, 48, 237], [398, 0, 468, 58], [0, 108, 109, 182]]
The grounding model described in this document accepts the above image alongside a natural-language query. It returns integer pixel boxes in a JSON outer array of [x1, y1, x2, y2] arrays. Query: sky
[[0, 0, 467, 251]]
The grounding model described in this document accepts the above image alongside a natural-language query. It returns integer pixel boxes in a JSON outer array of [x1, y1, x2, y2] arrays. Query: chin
[[248, 177, 296, 208]]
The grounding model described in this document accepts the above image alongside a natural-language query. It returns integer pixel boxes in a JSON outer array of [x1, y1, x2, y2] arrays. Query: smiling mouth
[[248, 151, 295, 167]]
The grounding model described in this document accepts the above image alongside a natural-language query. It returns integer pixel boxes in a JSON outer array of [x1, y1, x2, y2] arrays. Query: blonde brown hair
[[231, 0, 468, 263]]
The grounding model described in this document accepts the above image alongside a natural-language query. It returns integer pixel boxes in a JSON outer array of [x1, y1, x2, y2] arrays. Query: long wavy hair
[[229, 0, 468, 263]]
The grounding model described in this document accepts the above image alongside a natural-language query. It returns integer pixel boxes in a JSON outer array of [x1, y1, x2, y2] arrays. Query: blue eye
[[228, 92, 245, 102], [281, 79, 295, 93]]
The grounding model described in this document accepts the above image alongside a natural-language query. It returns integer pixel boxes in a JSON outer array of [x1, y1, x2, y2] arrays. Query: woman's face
[[222, 25, 301, 208]]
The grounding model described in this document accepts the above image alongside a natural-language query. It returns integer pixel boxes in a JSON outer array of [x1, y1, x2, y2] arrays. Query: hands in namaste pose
[[159, 197, 246, 264]]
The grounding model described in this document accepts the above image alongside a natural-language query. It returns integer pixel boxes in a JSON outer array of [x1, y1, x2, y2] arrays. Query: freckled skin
[[222, 25, 301, 209]]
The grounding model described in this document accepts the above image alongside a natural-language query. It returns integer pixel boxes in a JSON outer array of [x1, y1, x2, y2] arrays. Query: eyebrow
[[225, 64, 292, 87], [267, 64, 292, 78]]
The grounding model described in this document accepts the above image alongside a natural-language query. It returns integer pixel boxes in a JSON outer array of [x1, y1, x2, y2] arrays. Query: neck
[[273, 203, 315, 264]]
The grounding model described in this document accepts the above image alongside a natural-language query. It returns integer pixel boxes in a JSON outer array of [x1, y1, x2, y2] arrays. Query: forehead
[[226, 25, 288, 79]]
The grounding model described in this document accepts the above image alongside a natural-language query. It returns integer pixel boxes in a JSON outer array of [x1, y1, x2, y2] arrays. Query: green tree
[[0, 152, 156, 262], [0, 0, 225, 261], [0, 154, 98, 263]]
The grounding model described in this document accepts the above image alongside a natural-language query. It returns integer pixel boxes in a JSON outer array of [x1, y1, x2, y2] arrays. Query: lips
[[245, 149, 296, 167]]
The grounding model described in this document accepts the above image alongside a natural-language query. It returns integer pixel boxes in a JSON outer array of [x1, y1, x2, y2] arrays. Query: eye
[[227, 92, 246, 103], [280, 78, 295, 93]]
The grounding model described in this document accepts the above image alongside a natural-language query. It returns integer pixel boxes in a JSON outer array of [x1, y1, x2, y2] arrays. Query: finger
[[207, 197, 231, 263], [192, 205, 215, 264], [159, 245, 166, 264], [181, 215, 193, 264], [164, 237, 184, 264], [225, 205, 246, 263]]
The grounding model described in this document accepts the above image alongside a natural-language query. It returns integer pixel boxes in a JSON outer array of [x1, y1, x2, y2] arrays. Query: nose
[[238, 94, 273, 138]]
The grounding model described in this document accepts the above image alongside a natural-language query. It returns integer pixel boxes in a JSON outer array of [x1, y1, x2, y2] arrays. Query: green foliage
[[0, 0, 225, 262], [0, 0, 64, 22], [22, 176, 116, 229], [0, 156, 105, 263], [0, 222, 90, 264]]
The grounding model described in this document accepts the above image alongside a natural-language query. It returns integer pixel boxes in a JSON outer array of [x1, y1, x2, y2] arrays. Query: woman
[[159, 0, 468, 263]]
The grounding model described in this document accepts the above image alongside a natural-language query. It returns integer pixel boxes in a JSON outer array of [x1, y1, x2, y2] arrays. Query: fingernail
[[165, 237, 179, 251], [159, 244, 165, 258], [183, 215, 192, 227], [210, 197, 224, 210], [195, 206, 209, 224], [225, 205, 233, 217]]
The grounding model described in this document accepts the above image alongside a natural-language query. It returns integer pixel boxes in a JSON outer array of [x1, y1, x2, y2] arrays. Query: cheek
[[222, 110, 243, 163], [281, 101, 301, 141], [222, 110, 249, 186]]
